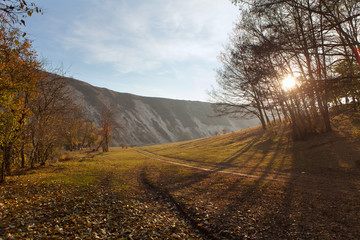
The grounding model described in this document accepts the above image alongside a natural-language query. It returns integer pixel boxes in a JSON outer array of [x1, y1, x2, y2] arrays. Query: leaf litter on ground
[[0, 180, 200, 239]]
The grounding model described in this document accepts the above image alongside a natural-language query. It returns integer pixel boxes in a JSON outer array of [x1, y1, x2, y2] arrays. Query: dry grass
[[141, 116, 360, 177], [2, 111, 360, 239]]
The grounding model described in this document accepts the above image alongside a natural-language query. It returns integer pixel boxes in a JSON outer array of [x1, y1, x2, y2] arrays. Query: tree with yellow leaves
[[0, 20, 41, 182]]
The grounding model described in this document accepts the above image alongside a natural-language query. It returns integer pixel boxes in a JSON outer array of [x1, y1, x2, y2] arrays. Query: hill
[[2, 110, 359, 239], [64, 77, 259, 146], [140, 111, 360, 176]]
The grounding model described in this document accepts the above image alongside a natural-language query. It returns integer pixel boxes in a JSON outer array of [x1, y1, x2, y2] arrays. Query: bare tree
[[211, 30, 278, 130], [215, 0, 360, 139], [26, 72, 75, 167]]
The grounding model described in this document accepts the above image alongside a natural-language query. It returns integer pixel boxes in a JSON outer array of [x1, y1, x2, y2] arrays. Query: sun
[[282, 75, 296, 91]]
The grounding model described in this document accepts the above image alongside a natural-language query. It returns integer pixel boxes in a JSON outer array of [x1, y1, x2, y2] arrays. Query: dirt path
[[135, 149, 291, 183], [135, 149, 360, 197]]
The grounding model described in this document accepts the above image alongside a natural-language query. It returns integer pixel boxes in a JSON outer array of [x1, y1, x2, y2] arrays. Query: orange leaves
[[0, 16, 41, 182], [0, 0, 41, 27]]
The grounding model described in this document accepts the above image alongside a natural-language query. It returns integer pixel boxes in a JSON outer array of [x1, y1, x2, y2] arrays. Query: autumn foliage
[[0, 4, 101, 182], [0, 18, 40, 182]]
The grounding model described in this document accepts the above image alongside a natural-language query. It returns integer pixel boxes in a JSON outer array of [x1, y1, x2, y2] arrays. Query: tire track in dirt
[[135, 149, 289, 183], [139, 167, 229, 240]]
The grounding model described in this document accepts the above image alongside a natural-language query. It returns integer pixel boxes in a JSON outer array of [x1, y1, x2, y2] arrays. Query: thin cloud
[[62, 0, 239, 74]]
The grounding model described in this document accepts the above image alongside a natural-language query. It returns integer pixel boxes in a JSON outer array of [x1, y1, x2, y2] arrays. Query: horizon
[[24, 0, 240, 102], [65, 74, 216, 103]]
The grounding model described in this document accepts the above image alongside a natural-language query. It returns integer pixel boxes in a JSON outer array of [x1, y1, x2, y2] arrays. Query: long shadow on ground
[[137, 127, 360, 239]]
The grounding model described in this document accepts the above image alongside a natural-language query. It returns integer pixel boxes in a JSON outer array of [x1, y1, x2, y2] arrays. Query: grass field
[[1, 111, 360, 239]]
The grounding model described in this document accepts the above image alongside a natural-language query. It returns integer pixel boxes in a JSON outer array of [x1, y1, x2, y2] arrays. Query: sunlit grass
[[140, 117, 360, 175], [10, 149, 151, 194], [9, 147, 200, 198], [138, 126, 295, 174]]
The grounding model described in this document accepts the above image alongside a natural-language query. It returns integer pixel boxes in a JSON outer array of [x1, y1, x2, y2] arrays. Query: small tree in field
[[98, 106, 124, 152]]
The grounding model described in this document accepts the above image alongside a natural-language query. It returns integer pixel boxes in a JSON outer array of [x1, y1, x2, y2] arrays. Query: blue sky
[[24, 0, 239, 101]]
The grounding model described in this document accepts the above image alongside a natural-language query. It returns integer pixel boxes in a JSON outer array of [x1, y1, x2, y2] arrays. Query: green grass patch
[[10, 149, 155, 196]]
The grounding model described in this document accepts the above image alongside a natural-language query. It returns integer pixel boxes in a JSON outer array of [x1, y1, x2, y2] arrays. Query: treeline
[[0, 24, 97, 181], [212, 0, 360, 139], [0, 2, 119, 182]]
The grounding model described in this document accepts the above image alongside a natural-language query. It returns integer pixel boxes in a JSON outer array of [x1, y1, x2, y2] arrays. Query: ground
[[1, 111, 360, 239]]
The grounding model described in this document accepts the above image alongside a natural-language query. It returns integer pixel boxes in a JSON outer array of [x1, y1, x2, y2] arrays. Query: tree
[[0, 0, 41, 26], [61, 111, 98, 152], [98, 107, 114, 152], [330, 60, 360, 108], [78, 121, 98, 149], [26, 73, 76, 167], [98, 106, 124, 152], [0, 21, 40, 182], [214, 0, 360, 139], [211, 31, 278, 130]]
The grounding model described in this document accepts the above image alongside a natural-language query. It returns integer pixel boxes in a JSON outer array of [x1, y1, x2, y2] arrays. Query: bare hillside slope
[[65, 77, 259, 146]]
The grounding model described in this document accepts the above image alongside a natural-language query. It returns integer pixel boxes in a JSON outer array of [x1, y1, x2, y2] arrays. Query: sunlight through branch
[[282, 75, 296, 91]]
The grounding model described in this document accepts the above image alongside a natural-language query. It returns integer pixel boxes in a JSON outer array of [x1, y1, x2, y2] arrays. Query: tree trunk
[[3, 145, 12, 176], [254, 98, 266, 130], [21, 143, 25, 168], [260, 100, 271, 125], [259, 111, 267, 130], [316, 90, 331, 132], [102, 133, 109, 152], [275, 104, 282, 122], [0, 161, 5, 183]]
